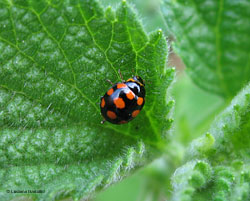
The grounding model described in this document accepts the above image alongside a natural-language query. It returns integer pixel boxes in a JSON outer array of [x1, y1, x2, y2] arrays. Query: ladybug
[[100, 75, 145, 124]]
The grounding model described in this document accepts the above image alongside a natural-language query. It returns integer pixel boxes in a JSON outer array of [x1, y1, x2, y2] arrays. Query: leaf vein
[[77, 2, 120, 81]]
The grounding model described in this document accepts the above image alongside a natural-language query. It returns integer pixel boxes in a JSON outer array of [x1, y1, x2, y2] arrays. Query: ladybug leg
[[101, 119, 106, 124], [118, 69, 124, 82], [106, 79, 114, 85]]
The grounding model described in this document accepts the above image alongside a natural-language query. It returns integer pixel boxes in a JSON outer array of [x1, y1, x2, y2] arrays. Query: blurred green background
[[94, 0, 226, 200]]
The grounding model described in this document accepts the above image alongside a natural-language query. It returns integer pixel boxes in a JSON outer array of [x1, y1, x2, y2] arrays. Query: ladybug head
[[133, 76, 145, 86]]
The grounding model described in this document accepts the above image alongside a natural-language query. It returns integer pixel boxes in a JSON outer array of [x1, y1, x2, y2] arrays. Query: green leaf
[[171, 82, 250, 200], [101, 0, 168, 34], [0, 0, 174, 200], [161, 0, 250, 98]]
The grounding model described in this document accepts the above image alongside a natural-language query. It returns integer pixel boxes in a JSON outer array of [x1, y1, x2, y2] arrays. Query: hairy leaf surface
[[0, 0, 174, 200], [161, 0, 250, 98], [171, 82, 250, 200]]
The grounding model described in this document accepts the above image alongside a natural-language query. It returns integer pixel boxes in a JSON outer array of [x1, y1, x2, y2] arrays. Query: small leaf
[[0, 0, 174, 200], [171, 160, 212, 200], [161, 0, 250, 98]]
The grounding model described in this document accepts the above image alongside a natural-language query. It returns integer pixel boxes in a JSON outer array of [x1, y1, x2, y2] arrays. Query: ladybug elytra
[[100, 75, 145, 124]]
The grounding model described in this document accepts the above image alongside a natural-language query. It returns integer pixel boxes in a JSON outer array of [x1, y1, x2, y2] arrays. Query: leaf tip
[[157, 28, 163, 35], [189, 132, 215, 157], [105, 5, 115, 22], [122, 0, 127, 6]]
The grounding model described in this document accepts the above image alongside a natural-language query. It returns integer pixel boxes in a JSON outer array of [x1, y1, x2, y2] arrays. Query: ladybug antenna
[[118, 69, 124, 82], [106, 79, 114, 85]]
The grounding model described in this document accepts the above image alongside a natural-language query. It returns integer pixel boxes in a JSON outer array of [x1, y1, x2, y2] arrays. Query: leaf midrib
[[214, 0, 231, 97], [190, 0, 230, 97]]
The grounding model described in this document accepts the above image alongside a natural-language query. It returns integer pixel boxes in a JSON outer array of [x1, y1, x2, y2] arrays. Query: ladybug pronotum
[[100, 75, 145, 124]]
